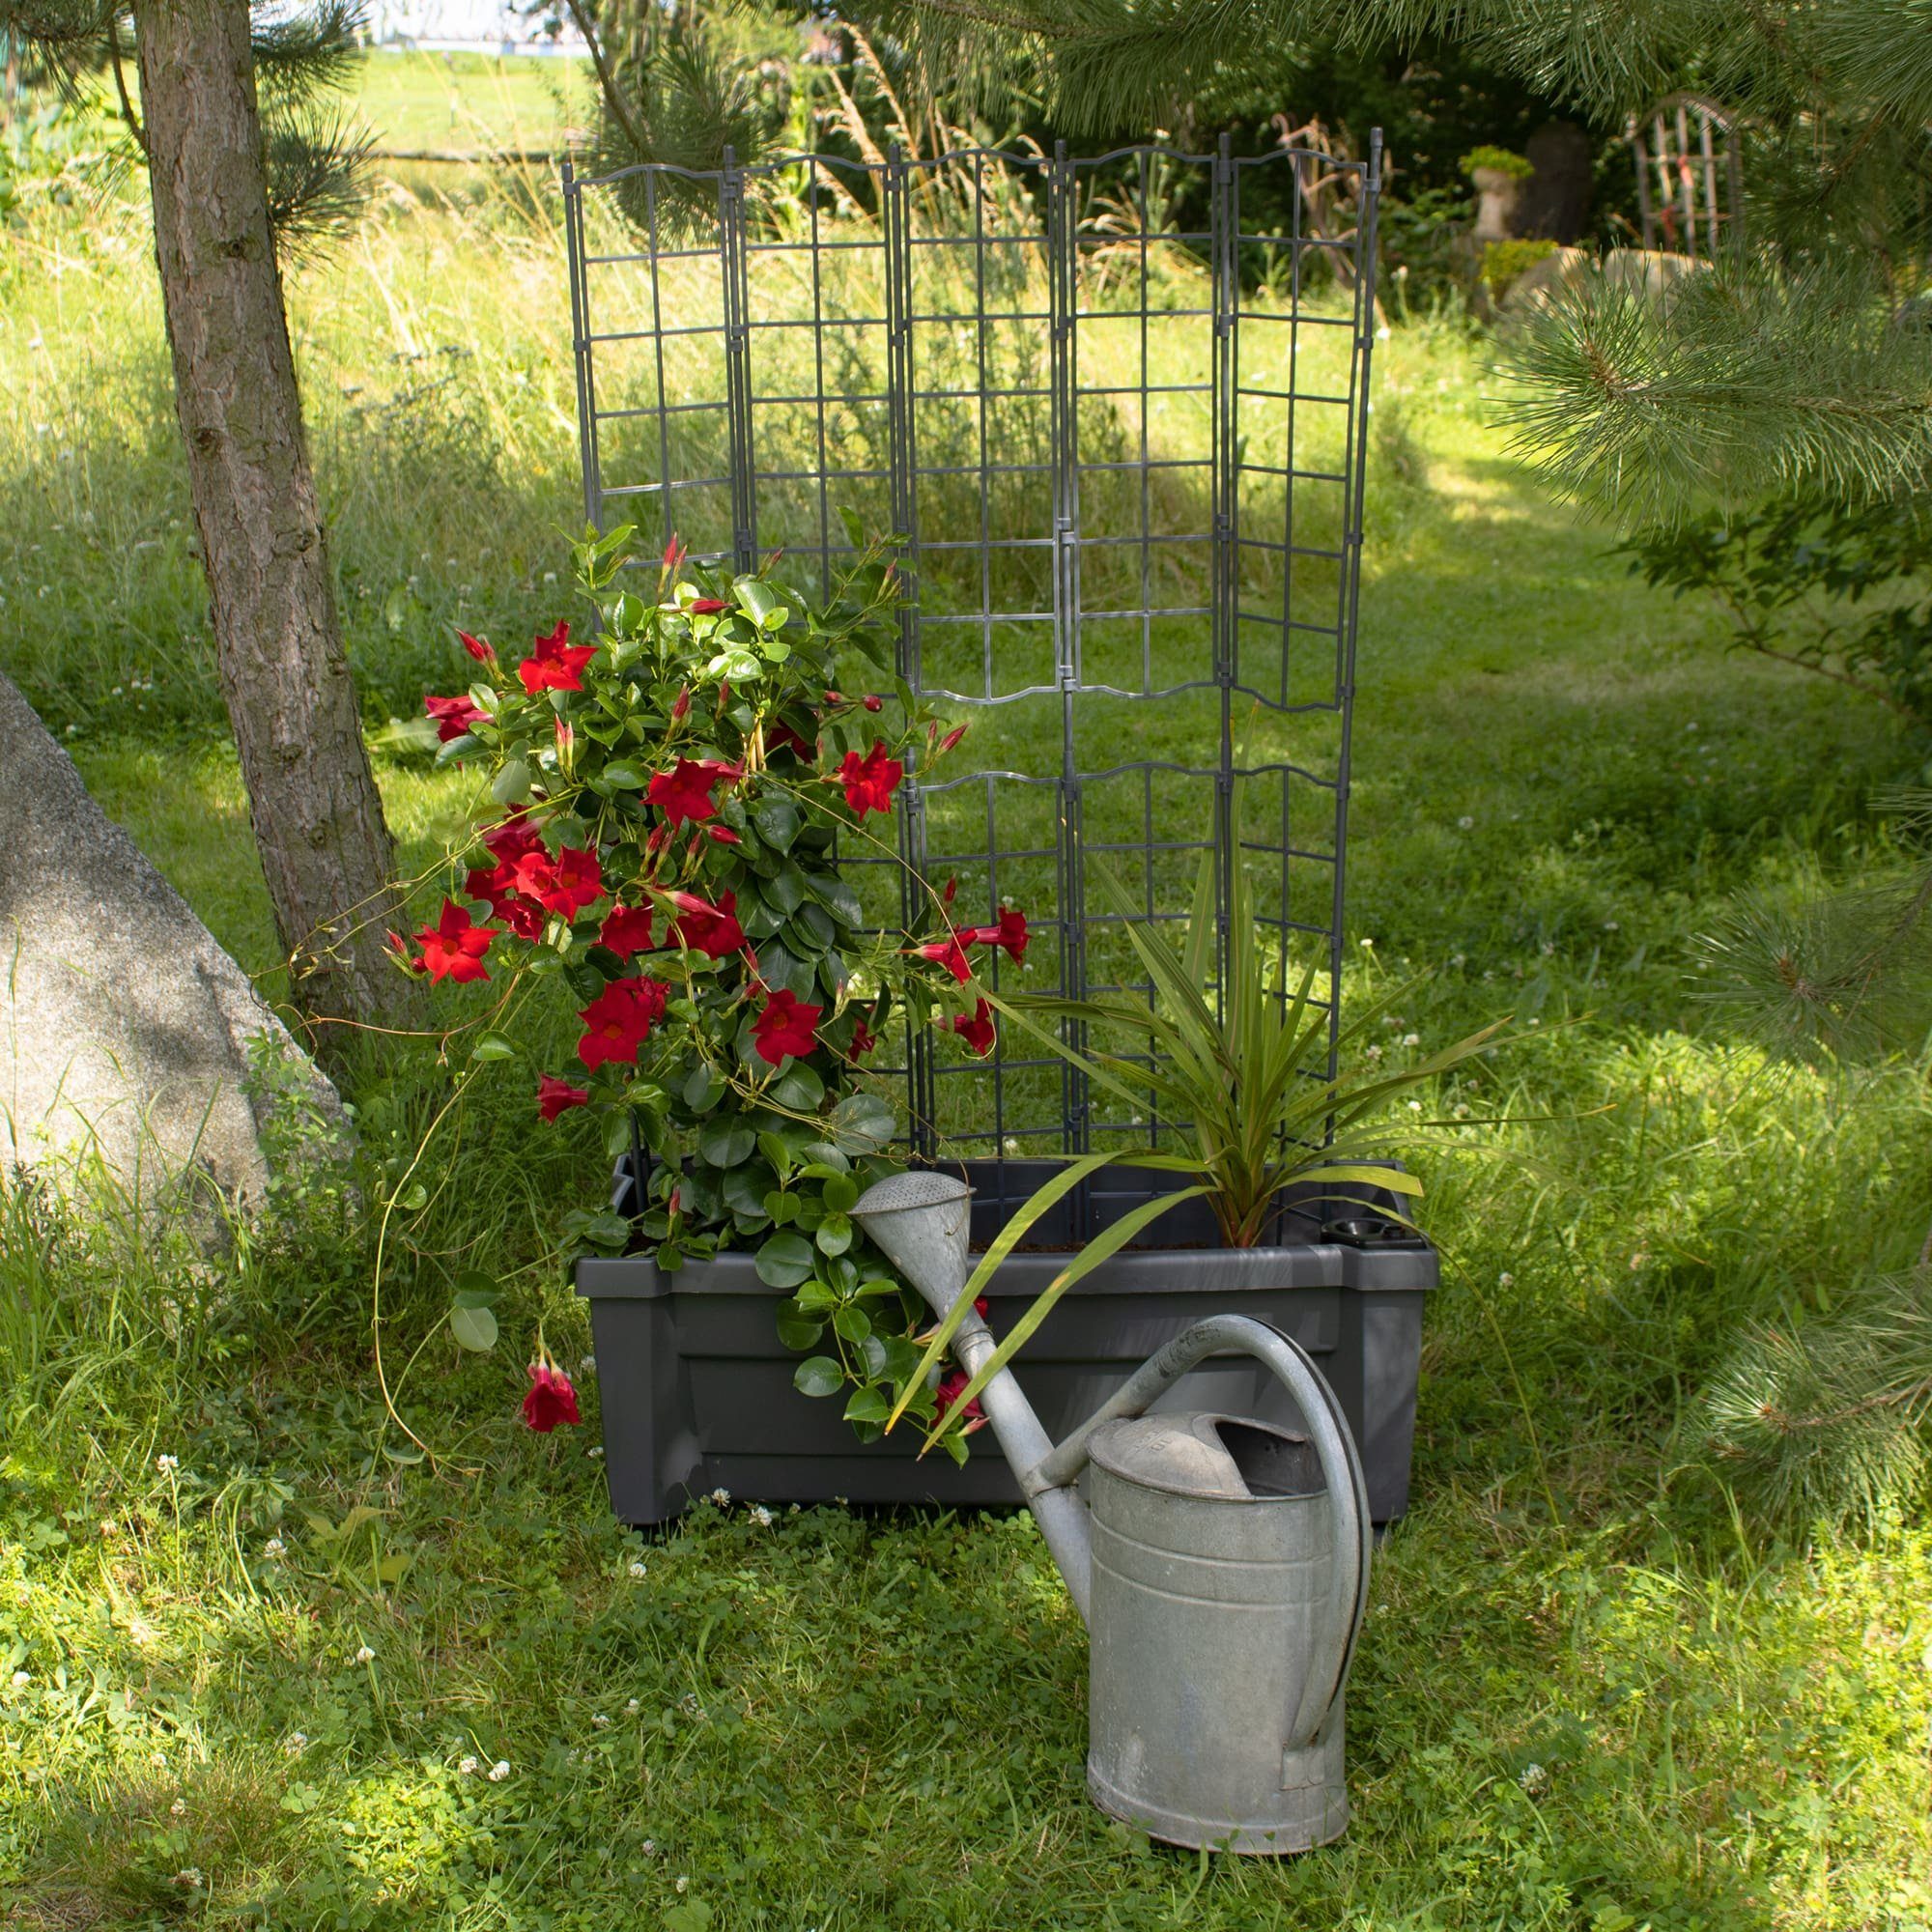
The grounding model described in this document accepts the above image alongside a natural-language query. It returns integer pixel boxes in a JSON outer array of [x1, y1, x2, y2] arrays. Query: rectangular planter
[[578, 1163, 1435, 1527]]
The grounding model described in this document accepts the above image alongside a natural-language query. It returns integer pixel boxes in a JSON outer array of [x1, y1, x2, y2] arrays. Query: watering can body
[[852, 1171, 1372, 1856], [1085, 1412, 1356, 1851]]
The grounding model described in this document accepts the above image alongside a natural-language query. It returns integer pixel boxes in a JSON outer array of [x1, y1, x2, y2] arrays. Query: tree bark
[[133, 0, 416, 1067]]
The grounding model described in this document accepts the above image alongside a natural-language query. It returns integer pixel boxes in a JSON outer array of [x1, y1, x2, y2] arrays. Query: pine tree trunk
[[133, 0, 416, 1067]]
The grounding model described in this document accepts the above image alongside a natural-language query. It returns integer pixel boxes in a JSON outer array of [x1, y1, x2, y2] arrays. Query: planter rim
[[578, 1237, 1435, 1300]]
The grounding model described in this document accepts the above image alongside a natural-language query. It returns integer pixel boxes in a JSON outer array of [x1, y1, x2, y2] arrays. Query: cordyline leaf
[[920, 1186, 1215, 1456], [883, 1149, 1122, 1434]]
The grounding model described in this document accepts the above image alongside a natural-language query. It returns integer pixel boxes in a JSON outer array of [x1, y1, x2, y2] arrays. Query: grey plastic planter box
[[577, 1162, 1435, 1527]]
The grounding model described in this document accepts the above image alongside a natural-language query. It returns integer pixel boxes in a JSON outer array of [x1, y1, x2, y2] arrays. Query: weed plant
[[2, 98, 1930, 1929]]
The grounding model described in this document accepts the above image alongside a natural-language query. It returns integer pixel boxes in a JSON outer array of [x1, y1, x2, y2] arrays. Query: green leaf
[[450, 1303, 498, 1352], [491, 758, 531, 806], [734, 576, 788, 628], [765, 865, 808, 917], [816, 1211, 854, 1257], [451, 1270, 497, 1309], [832, 1301, 871, 1343], [600, 760, 648, 789], [469, 1032, 517, 1062], [808, 873, 864, 927], [792, 1355, 844, 1398], [763, 1189, 800, 1224], [825, 1093, 895, 1154], [752, 794, 801, 854], [843, 1384, 892, 1423], [774, 1298, 823, 1350], [683, 1063, 726, 1112], [698, 1117, 755, 1168], [755, 1233, 816, 1289], [822, 1173, 860, 1213], [769, 1063, 825, 1112]]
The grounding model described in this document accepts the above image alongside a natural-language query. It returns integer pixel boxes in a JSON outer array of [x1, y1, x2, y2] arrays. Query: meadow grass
[[2, 132, 1931, 1930]]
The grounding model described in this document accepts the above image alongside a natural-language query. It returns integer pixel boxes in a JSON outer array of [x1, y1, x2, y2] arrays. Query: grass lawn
[[3, 134, 1931, 1929], [353, 46, 591, 156]]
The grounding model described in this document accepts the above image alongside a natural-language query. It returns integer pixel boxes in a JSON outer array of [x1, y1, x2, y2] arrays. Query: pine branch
[[252, 0, 366, 108]]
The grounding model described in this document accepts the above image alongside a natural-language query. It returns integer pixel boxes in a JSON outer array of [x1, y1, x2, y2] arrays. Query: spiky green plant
[[890, 849, 1508, 1449]]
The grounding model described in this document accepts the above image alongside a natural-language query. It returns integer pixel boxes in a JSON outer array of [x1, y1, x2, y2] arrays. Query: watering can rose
[[403, 525, 1029, 1450]]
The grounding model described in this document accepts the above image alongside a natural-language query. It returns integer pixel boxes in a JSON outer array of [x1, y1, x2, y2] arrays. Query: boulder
[[0, 671, 346, 1219]]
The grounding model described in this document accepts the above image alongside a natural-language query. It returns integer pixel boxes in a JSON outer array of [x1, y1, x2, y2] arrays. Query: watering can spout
[[851, 1172, 1095, 1618]]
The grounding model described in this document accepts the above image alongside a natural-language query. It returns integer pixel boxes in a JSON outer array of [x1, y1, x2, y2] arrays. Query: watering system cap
[[1088, 1413, 1323, 1502]]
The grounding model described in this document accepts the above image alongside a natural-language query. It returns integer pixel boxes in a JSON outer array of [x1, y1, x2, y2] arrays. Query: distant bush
[[1621, 494, 1932, 730], [1479, 237, 1557, 297]]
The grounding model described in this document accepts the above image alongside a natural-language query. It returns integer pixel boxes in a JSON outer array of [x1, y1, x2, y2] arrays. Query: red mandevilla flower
[[668, 890, 745, 959], [767, 719, 815, 761], [599, 902, 655, 957], [753, 987, 823, 1065], [424, 693, 486, 743], [846, 1018, 877, 1062], [953, 998, 996, 1057], [670, 684, 691, 723], [862, 694, 883, 712], [517, 620, 597, 695], [938, 724, 969, 755], [838, 741, 903, 819], [935, 1369, 986, 1434], [963, 905, 1029, 967], [514, 844, 605, 921], [577, 975, 668, 1070], [414, 898, 495, 983], [662, 533, 689, 575], [457, 630, 497, 666], [524, 1360, 581, 1432], [647, 756, 742, 829], [914, 933, 973, 983], [705, 825, 743, 846], [537, 1074, 589, 1122], [689, 598, 730, 615], [483, 814, 545, 866]]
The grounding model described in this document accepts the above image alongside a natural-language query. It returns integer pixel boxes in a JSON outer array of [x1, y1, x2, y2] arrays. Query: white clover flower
[[592, 1712, 611, 1728], [1604, 920, 1619, 931], [629, 1560, 647, 1579], [1520, 1761, 1549, 1797], [1359, 936, 1374, 949], [174, 1868, 205, 1889], [750, 1504, 774, 1527], [263, 1537, 285, 1557], [283, 1732, 308, 1755], [1498, 1271, 1515, 1288], [170, 1798, 187, 1816], [355, 1645, 376, 1664], [1364, 1042, 1382, 1060], [580, 1355, 596, 1373], [587, 1446, 605, 1460], [675, 1876, 690, 1894], [460, 1755, 479, 1775], [625, 1698, 640, 1715], [543, 571, 558, 584], [640, 1838, 657, 1856], [1402, 1033, 1420, 1047], [1457, 815, 1474, 829], [1406, 1099, 1423, 1111], [155, 1454, 179, 1473], [10, 1671, 29, 1689], [1450, 953, 1466, 966], [708, 1488, 730, 1506], [489, 1760, 510, 1782]]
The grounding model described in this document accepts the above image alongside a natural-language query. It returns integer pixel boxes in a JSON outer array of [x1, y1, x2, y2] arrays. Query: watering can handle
[[1030, 1314, 1372, 1751]]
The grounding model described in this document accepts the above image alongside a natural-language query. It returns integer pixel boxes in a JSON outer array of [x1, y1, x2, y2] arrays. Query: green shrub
[[1461, 144, 1535, 179], [1480, 237, 1558, 296]]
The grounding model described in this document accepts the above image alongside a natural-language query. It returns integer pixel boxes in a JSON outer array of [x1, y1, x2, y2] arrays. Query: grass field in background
[[2, 88, 1931, 1930], [353, 46, 590, 156]]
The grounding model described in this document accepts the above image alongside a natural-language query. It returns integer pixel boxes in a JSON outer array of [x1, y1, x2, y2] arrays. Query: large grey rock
[[0, 671, 346, 1217]]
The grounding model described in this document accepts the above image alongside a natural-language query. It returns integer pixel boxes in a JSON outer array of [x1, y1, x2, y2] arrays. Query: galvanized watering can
[[851, 1171, 1373, 1855]]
